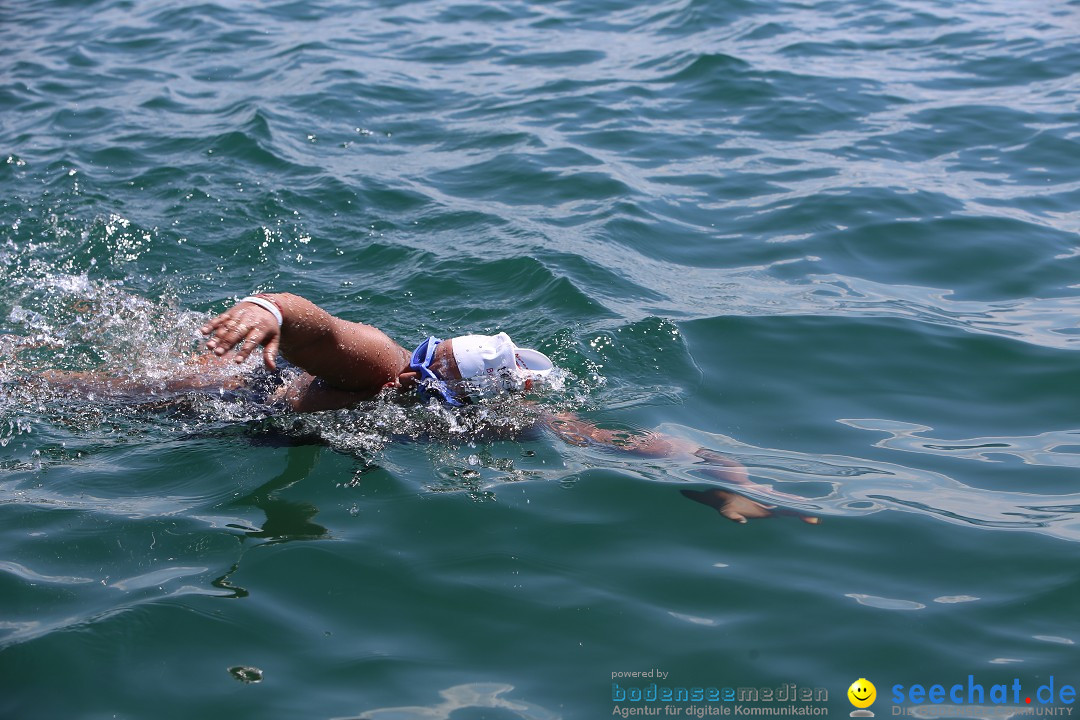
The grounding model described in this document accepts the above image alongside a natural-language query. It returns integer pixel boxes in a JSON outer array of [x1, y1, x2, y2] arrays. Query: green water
[[2, 0, 1079, 718]]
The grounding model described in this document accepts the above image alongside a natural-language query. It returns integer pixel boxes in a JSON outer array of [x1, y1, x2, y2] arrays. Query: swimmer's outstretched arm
[[541, 411, 818, 524], [200, 293, 409, 394]]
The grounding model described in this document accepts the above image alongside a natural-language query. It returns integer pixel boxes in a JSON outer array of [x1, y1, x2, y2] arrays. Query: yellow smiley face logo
[[848, 678, 876, 709]]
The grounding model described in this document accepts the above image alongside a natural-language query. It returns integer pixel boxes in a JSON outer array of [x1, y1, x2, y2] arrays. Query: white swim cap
[[451, 332, 553, 397]]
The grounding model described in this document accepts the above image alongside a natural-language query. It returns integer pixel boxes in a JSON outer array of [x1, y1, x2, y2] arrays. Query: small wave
[[651, 271, 1080, 351], [840, 419, 1080, 468]]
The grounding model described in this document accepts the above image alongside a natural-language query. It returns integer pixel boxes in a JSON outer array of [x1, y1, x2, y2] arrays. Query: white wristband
[[240, 296, 283, 327]]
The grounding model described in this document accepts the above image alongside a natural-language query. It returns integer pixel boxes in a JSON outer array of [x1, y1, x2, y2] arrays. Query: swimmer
[[30, 292, 817, 524], [199, 292, 553, 413], [198, 293, 817, 525]]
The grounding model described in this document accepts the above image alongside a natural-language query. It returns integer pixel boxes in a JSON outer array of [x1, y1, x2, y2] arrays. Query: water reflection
[[0, 440, 331, 646], [230, 442, 329, 544], [840, 418, 1080, 468], [334, 683, 560, 720]]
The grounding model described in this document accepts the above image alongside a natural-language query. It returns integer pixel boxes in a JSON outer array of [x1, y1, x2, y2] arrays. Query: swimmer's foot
[[681, 488, 820, 525]]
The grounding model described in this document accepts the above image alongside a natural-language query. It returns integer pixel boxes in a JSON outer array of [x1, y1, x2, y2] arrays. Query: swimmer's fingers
[[202, 306, 252, 354], [200, 312, 244, 353], [199, 307, 240, 337], [201, 301, 276, 337], [262, 335, 280, 371], [229, 325, 275, 364], [719, 505, 749, 524], [203, 305, 277, 360], [771, 506, 822, 525]]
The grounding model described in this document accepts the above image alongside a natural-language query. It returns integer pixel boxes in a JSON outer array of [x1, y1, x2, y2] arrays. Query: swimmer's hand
[[681, 488, 820, 525], [200, 301, 281, 370]]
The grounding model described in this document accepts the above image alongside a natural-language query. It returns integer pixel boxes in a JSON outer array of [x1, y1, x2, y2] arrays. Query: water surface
[[2, 0, 1079, 718]]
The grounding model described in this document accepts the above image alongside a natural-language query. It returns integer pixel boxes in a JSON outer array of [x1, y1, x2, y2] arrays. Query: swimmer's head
[[449, 330, 548, 388], [412, 333, 553, 405], [450, 332, 553, 398]]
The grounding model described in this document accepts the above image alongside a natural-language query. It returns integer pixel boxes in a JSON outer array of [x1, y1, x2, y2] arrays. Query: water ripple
[[840, 419, 1080, 468]]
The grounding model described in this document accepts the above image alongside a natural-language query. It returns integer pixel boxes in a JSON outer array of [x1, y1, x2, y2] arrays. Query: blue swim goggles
[[409, 336, 466, 407]]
